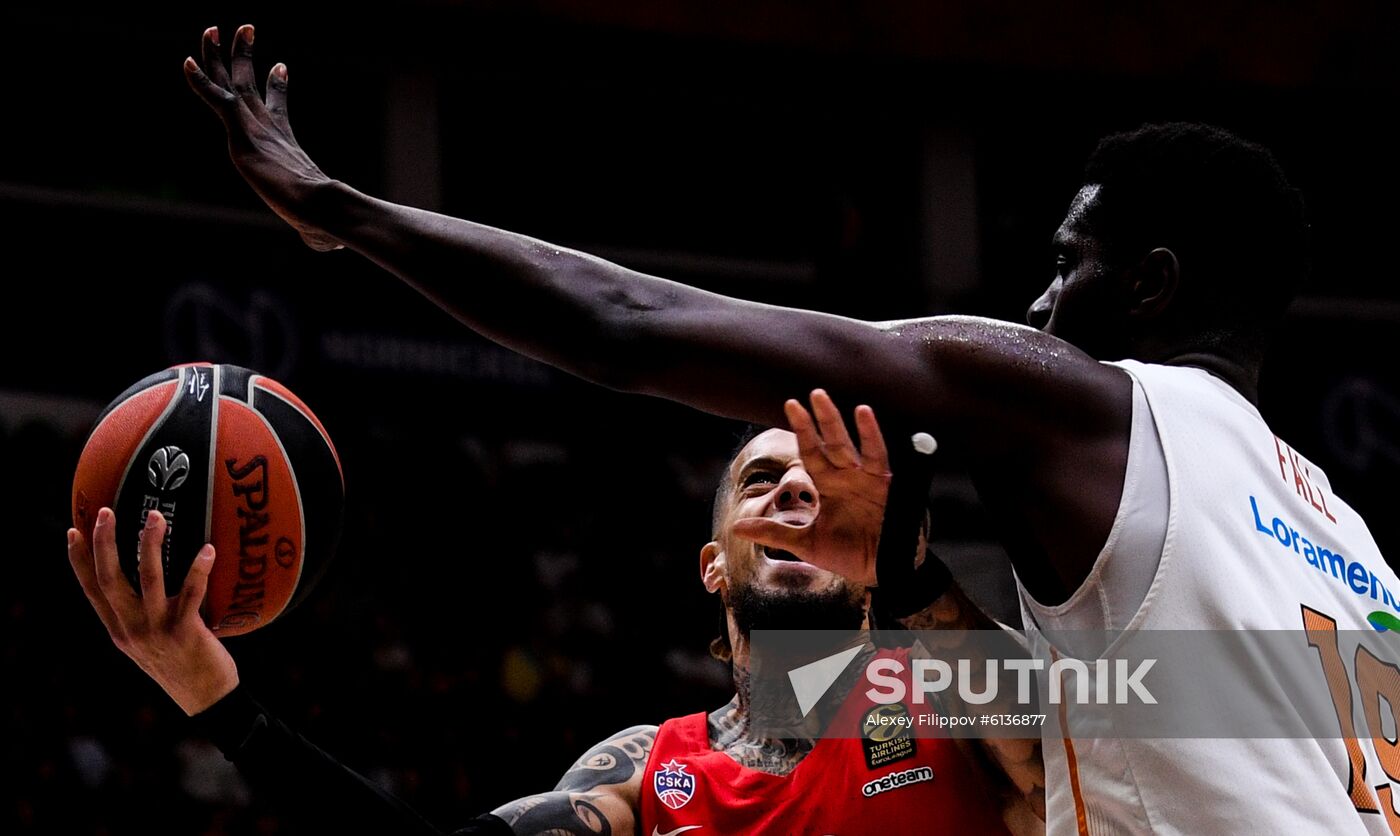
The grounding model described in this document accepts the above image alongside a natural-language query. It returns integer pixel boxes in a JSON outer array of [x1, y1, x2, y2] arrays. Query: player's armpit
[[491, 724, 657, 835]]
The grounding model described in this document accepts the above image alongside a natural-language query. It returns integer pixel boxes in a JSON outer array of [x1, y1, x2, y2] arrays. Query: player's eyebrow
[[735, 455, 786, 486]]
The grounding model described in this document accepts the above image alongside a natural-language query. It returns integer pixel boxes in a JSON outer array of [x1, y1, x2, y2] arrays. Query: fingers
[[853, 405, 890, 472], [184, 58, 236, 114], [784, 398, 823, 461], [786, 392, 867, 469], [75, 508, 214, 647], [199, 26, 232, 93], [92, 507, 137, 607], [230, 25, 270, 118], [186, 27, 236, 115], [138, 510, 170, 621], [732, 516, 809, 553], [798, 388, 865, 470], [175, 545, 217, 626], [265, 63, 290, 131], [67, 527, 124, 638], [809, 389, 858, 457]]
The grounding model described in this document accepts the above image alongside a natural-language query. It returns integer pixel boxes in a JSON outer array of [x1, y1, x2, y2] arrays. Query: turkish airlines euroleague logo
[[147, 446, 190, 491]]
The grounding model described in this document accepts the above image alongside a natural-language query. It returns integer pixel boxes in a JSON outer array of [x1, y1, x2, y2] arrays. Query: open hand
[[67, 507, 238, 716], [184, 25, 344, 252], [733, 390, 890, 586]]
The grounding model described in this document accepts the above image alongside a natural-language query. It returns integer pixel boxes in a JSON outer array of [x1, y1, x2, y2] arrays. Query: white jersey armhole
[[1020, 368, 1170, 638]]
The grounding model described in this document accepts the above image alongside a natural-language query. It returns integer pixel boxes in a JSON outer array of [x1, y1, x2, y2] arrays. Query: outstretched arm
[[183, 27, 1118, 425], [184, 26, 1130, 596]]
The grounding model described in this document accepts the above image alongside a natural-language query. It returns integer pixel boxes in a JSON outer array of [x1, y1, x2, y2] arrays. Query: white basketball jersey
[[1019, 359, 1400, 835]]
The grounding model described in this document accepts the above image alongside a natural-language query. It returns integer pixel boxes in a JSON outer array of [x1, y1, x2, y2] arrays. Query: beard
[[729, 580, 866, 637]]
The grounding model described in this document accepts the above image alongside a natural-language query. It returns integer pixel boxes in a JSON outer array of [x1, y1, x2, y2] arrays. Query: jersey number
[[1305, 605, 1400, 828]]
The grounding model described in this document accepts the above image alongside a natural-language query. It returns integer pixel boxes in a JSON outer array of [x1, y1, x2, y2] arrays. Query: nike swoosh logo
[[651, 826, 703, 836]]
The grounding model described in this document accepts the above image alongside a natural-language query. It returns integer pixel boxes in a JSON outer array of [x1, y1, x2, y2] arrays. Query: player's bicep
[[662, 309, 1125, 445], [552, 724, 657, 794], [884, 315, 1130, 443]]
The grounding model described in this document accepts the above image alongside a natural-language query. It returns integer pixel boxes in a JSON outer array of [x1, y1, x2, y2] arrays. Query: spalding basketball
[[72, 364, 344, 636]]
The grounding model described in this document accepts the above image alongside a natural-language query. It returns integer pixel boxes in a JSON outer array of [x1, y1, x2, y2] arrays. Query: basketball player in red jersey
[[67, 410, 1041, 835], [633, 420, 1039, 835]]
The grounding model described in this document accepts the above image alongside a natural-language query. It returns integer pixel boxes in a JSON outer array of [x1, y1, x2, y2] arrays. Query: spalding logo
[[148, 446, 191, 491]]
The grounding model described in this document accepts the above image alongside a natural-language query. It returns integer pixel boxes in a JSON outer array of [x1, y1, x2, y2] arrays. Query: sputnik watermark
[[864, 657, 1157, 706], [757, 628, 1400, 739]]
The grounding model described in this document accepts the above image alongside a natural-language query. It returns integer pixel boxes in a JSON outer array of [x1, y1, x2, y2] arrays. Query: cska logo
[[653, 759, 697, 810]]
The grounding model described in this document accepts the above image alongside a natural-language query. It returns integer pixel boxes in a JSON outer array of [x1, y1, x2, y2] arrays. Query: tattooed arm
[[491, 724, 657, 835]]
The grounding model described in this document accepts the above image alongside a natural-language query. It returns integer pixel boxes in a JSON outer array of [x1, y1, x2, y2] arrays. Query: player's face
[[1027, 184, 1128, 359], [716, 429, 858, 600]]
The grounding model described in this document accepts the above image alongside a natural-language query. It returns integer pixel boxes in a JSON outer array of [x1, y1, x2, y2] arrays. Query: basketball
[[72, 363, 344, 637]]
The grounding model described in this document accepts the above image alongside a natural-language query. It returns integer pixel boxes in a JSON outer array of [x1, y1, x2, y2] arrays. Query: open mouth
[[763, 546, 802, 563]]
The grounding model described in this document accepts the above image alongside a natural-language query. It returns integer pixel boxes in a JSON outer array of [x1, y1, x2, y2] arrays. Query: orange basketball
[[72, 363, 344, 636]]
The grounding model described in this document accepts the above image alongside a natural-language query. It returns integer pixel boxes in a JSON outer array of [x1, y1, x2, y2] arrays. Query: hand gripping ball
[[72, 364, 344, 636]]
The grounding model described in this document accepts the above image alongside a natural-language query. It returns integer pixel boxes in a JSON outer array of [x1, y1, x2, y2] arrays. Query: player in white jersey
[[188, 27, 1367, 831], [775, 365, 1400, 835], [1008, 357, 1400, 835]]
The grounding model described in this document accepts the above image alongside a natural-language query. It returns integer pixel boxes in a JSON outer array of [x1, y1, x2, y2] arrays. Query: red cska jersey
[[638, 650, 1012, 836]]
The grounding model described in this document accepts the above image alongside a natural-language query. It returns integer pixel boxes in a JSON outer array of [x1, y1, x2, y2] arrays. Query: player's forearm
[[315, 181, 634, 385], [194, 685, 454, 836], [492, 791, 632, 836], [308, 180, 923, 425], [490, 723, 652, 836]]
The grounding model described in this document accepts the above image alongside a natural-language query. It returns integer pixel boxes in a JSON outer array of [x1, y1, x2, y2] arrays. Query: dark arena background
[[5, 3, 1400, 833]]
